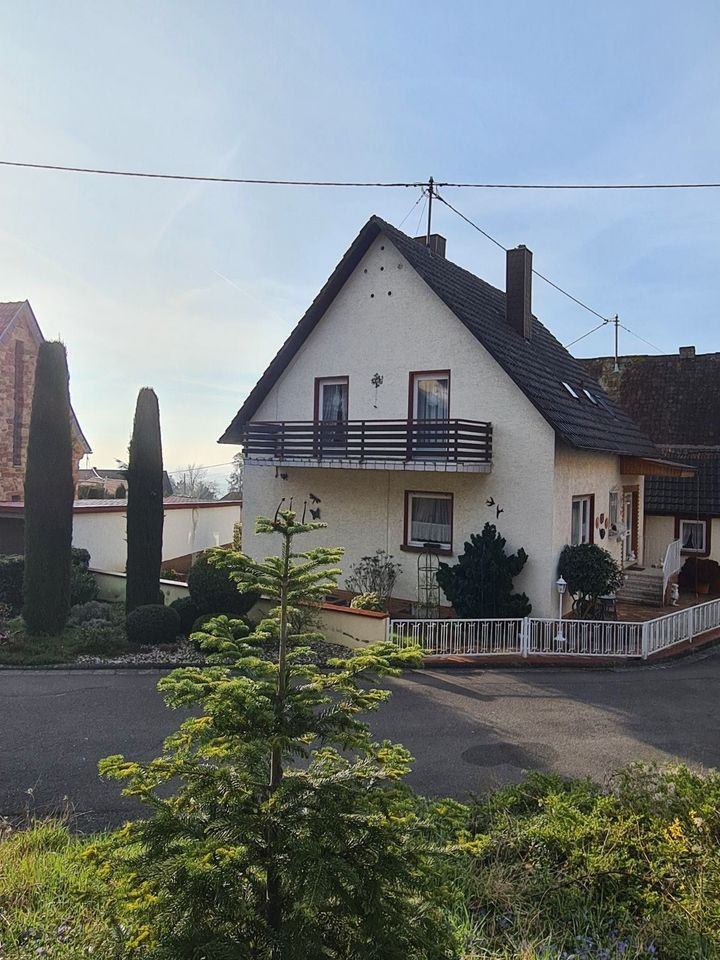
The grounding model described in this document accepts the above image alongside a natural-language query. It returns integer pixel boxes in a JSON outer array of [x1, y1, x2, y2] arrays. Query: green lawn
[[2, 764, 719, 958], [0, 821, 115, 959]]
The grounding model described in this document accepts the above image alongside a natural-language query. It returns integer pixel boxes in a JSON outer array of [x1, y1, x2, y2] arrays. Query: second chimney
[[506, 245, 533, 339]]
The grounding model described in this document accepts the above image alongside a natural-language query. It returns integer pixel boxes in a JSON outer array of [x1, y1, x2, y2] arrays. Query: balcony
[[240, 419, 493, 473]]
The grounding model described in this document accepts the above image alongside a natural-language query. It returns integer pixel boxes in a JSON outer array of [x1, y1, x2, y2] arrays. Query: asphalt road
[[2, 650, 720, 831]]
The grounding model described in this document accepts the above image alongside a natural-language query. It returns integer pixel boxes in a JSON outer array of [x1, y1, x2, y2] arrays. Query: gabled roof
[[220, 216, 658, 458], [580, 352, 720, 447], [78, 467, 174, 496], [645, 446, 720, 516], [0, 299, 92, 454]]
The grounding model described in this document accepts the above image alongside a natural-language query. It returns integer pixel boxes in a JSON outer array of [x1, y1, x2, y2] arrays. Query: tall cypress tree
[[23, 341, 75, 634], [126, 388, 164, 612]]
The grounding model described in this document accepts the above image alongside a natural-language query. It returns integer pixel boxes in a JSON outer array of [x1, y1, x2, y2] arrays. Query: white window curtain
[[415, 377, 448, 421], [321, 383, 347, 422], [411, 496, 451, 545], [681, 520, 705, 552]]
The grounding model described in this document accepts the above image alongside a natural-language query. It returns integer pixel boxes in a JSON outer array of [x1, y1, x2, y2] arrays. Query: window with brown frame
[[403, 491, 453, 553]]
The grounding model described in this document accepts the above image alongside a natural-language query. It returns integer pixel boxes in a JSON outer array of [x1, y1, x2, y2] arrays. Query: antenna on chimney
[[613, 315, 620, 372], [426, 176, 434, 245]]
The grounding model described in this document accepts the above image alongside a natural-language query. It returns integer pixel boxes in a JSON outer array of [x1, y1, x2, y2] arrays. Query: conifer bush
[[22, 342, 75, 635], [186, 548, 259, 616], [436, 523, 531, 618], [99, 511, 458, 959], [126, 388, 164, 613], [125, 603, 180, 646]]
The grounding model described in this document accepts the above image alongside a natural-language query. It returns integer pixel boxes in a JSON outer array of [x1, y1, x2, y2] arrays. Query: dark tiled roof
[[78, 468, 174, 496], [645, 446, 720, 515], [580, 353, 720, 446], [221, 216, 658, 458]]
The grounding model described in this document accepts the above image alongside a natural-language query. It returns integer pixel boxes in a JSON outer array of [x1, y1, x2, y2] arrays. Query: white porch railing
[[388, 596, 720, 661], [662, 538, 683, 600], [391, 618, 524, 656]]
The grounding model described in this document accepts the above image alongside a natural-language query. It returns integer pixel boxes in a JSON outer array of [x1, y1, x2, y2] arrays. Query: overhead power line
[[435, 193, 609, 321], [2, 159, 720, 190], [435, 192, 667, 356]]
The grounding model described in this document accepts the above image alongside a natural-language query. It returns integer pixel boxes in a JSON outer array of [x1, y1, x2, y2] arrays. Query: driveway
[[2, 650, 720, 831]]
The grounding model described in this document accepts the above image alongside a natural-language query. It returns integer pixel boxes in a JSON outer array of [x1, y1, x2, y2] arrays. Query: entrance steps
[[617, 567, 664, 606]]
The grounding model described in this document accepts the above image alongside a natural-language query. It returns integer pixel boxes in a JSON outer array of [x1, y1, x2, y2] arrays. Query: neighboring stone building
[[0, 300, 91, 501]]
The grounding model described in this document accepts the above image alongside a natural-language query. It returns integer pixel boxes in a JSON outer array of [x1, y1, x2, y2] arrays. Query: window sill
[[400, 544, 453, 556]]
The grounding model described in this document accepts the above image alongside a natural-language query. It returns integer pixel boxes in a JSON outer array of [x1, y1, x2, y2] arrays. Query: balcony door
[[410, 371, 450, 457], [315, 376, 348, 455]]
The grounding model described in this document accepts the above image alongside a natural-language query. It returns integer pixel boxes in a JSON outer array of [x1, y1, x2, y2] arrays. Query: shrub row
[[0, 551, 97, 616]]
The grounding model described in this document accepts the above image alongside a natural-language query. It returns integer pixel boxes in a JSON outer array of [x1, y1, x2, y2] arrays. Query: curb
[[0, 661, 203, 672]]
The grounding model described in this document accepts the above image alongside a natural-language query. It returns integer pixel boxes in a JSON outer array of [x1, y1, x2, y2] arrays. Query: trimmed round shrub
[[126, 604, 181, 646], [71, 547, 91, 570], [170, 596, 200, 636], [70, 565, 99, 605], [187, 551, 259, 617]]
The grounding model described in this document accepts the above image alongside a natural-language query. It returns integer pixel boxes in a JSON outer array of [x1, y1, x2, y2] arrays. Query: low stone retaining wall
[[92, 571, 387, 650]]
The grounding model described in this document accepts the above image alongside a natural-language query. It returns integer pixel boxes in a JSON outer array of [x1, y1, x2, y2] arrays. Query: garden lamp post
[[556, 576, 567, 644]]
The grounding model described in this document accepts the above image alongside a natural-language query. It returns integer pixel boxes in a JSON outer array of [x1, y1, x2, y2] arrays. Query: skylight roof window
[[583, 388, 598, 404], [561, 381, 579, 398]]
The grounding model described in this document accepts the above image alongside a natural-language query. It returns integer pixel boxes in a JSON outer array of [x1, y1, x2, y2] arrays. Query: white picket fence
[[389, 596, 720, 660]]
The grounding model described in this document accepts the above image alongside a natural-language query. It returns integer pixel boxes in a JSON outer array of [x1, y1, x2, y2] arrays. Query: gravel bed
[[75, 639, 353, 667]]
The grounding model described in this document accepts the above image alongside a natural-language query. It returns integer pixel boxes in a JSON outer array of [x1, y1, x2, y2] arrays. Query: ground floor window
[[679, 518, 707, 554], [404, 491, 453, 551], [571, 495, 594, 546]]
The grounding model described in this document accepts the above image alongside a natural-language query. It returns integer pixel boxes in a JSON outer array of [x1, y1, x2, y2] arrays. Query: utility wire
[[435, 193, 610, 321], [564, 320, 610, 349], [0, 160, 424, 188], [397, 190, 426, 228], [436, 192, 669, 355], [618, 323, 665, 354], [3, 159, 720, 190]]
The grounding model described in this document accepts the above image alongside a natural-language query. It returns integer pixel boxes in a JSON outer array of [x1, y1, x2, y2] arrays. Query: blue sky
[[2, 1, 719, 485]]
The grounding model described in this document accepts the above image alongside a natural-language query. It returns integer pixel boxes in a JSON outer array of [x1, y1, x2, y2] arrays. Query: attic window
[[583, 389, 597, 404], [561, 381, 579, 398]]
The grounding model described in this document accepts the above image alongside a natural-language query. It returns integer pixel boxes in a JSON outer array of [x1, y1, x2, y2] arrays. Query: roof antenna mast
[[613, 314, 620, 372], [426, 176, 434, 245]]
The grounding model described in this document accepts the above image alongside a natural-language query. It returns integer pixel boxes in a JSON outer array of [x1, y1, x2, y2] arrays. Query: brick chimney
[[679, 345, 696, 359], [506, 245, 533, 339], [414, 233, 447, 258]]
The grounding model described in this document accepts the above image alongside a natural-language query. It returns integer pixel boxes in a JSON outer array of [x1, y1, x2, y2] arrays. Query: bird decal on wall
[[486, 497, 495, 508], [496, 506, 504, 519], [309, 492, 321, 504], [310, 507, 321, 520]]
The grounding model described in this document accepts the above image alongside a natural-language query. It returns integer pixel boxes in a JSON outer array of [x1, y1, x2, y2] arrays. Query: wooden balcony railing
[[240, 418, 493, 464]]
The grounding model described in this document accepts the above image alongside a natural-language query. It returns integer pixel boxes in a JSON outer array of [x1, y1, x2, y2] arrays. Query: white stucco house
[[220, 216, 689, 618]]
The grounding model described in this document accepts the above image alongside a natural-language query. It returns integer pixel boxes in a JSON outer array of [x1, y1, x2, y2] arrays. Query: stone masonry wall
[[0, 317, 84, 501]]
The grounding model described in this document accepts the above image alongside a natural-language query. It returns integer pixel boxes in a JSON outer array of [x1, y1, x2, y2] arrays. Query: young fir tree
[[436, 522, 531, 618], [99, 511, 460, 960], [125, 388, 164, 613], [22, 341, 75, 634]]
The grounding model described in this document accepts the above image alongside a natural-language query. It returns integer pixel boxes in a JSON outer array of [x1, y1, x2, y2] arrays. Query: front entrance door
[[623, 491, 635, 562], [410, 371, 450, 457]]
